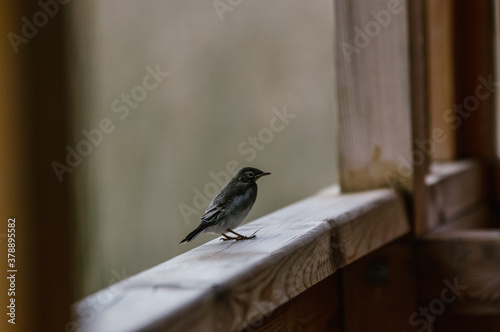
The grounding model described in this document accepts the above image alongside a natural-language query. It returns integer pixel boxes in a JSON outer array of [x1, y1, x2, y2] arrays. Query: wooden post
[[0, 1, 73, 331], [409, 0, 431, 234], [335, 0, 420, 330], [454, 0, 498, 221], [425, 0, 456, 161], [335, 0, 413, 192]]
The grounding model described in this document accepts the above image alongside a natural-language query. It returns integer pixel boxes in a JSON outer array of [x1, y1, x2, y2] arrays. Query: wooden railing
[[76, 186, 410, 331], [74, 159, 500, 332]]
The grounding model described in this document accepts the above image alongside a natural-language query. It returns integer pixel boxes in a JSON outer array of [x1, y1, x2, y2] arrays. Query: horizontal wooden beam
[[76, 187, 410, 332], [417, 230, 500, 315], [426, 160, 486, 230], [432, 205, 491, 233]]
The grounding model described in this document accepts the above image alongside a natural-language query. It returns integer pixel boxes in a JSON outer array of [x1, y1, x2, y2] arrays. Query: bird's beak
[[257, 172, 271, 178]]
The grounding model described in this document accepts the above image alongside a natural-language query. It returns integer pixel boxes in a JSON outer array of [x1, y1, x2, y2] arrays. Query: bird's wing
[[200, 181, 243, 224], [200, 204, 226, 224]]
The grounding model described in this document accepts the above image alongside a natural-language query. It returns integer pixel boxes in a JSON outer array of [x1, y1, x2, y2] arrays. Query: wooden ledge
[[76, 187, 410, 332], [426, 159, 485, 229]]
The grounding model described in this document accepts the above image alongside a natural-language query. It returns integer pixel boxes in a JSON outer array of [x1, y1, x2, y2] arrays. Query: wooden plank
[[495, 0, 500, 222], [496, 0, 500, 157], [342, 237, 419, 332], [409, 0, 431, 235], [426, 160, 486, 230], [426, 0, 456, 160], [335, 0, 413, 191], [1, 1, 73, 332], [417, 230, 500, 315], [432, 205, 491, 233], [454, 0, 497, 163], [496, 0, 500, 162], [253, 274, 341, 332], [76, 188, 410, 332], [0, 2, 33, 332], [24, 4, 74, 331], [454, 0, 498, 229]]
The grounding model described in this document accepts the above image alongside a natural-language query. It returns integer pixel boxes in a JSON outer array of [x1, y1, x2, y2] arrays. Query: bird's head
[[236, 167, 271, 183]]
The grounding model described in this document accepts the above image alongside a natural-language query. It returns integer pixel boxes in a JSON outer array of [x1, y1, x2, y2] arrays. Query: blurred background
[[68, 0, 338, 298]]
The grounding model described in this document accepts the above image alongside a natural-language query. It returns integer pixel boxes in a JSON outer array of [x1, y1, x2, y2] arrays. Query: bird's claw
[[219, 232, 257, 241]]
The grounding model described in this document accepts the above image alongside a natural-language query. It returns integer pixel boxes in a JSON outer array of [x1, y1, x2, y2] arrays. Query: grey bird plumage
[[180, 167, 270, 243]]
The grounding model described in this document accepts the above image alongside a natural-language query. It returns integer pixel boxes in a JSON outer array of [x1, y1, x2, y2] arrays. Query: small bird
[[180, 167, 270, 243]]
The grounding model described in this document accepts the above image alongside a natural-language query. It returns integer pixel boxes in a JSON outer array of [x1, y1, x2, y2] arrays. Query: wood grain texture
[[426, 160, 486, 230], [335, 0, 412, 191], [343, 237, 419, 332], [76, 188, 410, 332], [426, 0, 456, 160], [418, 230, 500, 315]]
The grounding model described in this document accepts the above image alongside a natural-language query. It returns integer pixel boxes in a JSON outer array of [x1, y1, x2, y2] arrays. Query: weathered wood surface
[[77, 187, 410, 332], [426, 160, 485, 230], [418, 230, 500, 315], [335, 0, 413, 191]]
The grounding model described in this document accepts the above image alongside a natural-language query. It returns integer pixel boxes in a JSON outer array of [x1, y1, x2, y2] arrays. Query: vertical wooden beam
[[0, 2, 33, 332], [25, 1, 74, 328], [409, 0, 430, 234], [334, 2, 421, 330], [425, 0, 456, 161], [454, 0, 496, 161], [0, 1, 73, 331], [454, 0, 498, 223], [335, 0, 413, 191], [494, 0, 500, 222]]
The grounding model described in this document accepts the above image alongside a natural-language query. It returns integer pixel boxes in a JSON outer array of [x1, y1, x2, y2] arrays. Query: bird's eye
[[247, 172, 254, 177]]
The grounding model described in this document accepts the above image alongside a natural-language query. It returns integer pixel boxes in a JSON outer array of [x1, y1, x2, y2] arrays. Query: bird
[[180, 167, 270, 243]]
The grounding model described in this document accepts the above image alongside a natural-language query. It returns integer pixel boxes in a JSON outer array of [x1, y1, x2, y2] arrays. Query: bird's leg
[[227, 229, 257, 241], [219, 233, 237, 241]]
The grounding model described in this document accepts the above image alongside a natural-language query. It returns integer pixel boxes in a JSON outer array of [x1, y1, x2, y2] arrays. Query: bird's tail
[[180, 223, 209, 244]]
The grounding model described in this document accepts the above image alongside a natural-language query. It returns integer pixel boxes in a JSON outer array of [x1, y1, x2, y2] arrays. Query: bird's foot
[[234, 234, 256, 241], [220, 235, 238, 241], [220, 230, 257, 241]]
